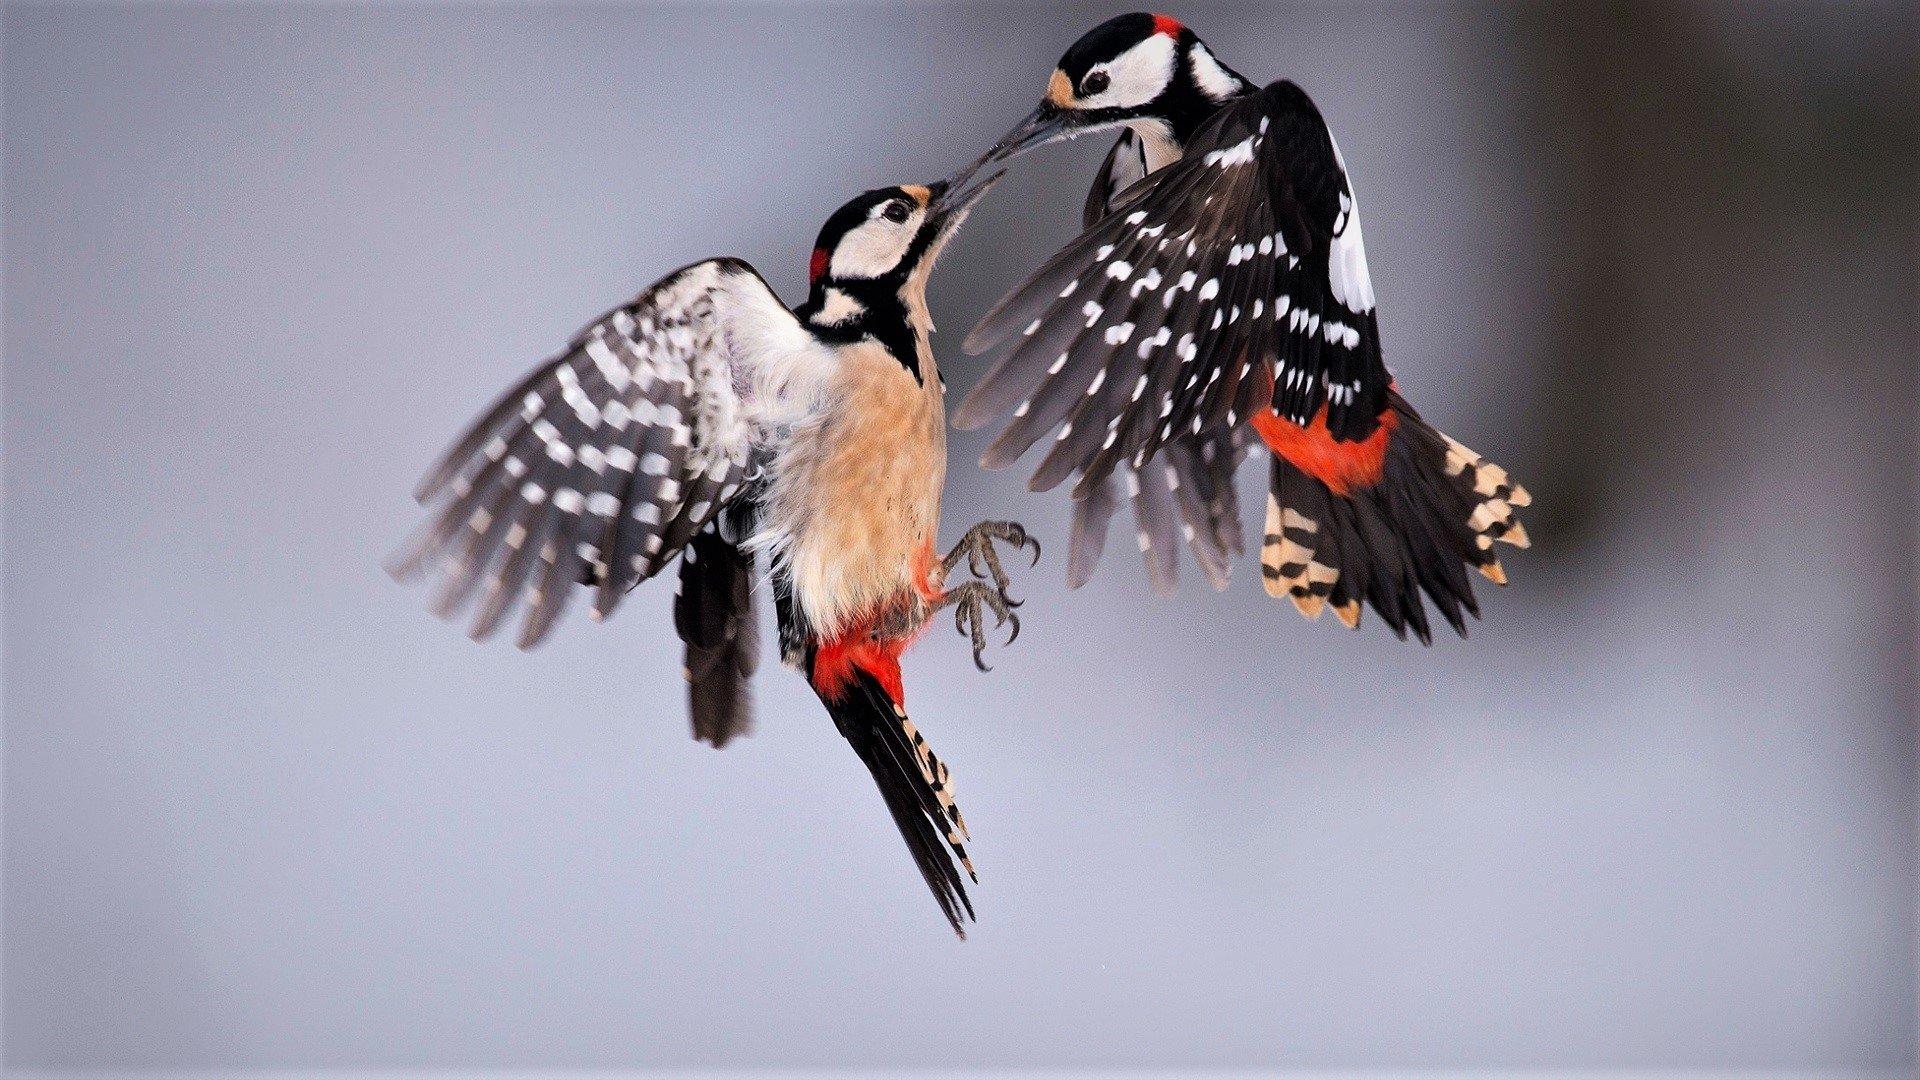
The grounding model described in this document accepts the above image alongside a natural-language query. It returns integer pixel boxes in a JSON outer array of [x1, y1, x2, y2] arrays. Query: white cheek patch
[[829, 216, 917, 280], [1079, 34, 1176, 110]]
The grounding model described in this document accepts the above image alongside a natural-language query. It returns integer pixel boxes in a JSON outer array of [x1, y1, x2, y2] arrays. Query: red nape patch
[[1152, 13, 1184, 37], [808, 247, 830, 285], [1251, 404, 1399, 496], [811, 630, 907, 709]]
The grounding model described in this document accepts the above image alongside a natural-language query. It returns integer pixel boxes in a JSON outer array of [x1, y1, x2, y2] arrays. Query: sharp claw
[[937, 526, 1037, 669]]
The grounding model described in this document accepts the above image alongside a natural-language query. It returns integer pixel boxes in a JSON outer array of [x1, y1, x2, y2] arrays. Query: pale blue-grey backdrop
[[4, 1, 1915, 1072]]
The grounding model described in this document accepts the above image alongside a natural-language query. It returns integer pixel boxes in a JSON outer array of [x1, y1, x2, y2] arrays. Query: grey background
[[3, 1, 1915, 1072]]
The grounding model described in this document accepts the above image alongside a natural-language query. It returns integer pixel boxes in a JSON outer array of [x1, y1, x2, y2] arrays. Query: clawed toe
[[945, 580, 1021, 671], [938, 520, 1037, 671], [1001, 523, 1042, 567]]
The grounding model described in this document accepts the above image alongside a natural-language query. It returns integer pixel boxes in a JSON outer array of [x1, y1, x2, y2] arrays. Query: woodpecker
[[389, 174, 1033, 937], [949, 12, 1531, 640]]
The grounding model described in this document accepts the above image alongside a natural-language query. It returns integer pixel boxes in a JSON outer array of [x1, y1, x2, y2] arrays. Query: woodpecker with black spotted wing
[[389, 175, 1035, 937], [949, 13, 1530, 640]]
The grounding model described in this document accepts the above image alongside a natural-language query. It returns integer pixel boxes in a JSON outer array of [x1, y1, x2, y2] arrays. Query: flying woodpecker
[[949, 12, 1531, 640], [389, 174, 1031, 937]]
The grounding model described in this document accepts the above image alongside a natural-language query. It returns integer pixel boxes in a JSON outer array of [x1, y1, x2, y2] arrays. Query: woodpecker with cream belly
[[950, 13, 1530, 640], [390, 174, 1030, 937]]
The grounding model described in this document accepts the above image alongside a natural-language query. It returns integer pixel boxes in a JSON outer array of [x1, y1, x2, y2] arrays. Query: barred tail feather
[[1260, 392, 1529, 643], [812, 655, 975, 938]]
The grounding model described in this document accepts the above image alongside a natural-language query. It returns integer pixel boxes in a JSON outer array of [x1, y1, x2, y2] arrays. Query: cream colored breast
[[762, 338, 945, 639]]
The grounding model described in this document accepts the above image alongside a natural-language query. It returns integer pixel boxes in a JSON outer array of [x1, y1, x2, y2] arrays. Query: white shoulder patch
[[1202, 134, 1259, 168], [813, 287, 865, 326], [698, 263, 838, 424], [1189, 44, 1244, 102], [1325, 134, 1377, 314]]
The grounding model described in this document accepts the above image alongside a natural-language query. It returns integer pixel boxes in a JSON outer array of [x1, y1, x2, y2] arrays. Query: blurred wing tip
[[515, 620, 553, 651], [950, 408, 991, 432], [962, 313, 1011, 355], [1025, 466, 1072, 493], [382, 551, 420, 584]]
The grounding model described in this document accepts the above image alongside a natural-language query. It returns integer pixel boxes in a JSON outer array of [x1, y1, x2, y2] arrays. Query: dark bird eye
[[1081, 71, 1110, 96], [882, 201, 911, 223]]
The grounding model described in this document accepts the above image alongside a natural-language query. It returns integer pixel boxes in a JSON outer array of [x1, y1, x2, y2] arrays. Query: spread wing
[[1069, 130, 1253, 592], [960, 81, 1388, 465], [390, 258, 810, 648], [969, 84, 1386, 592]]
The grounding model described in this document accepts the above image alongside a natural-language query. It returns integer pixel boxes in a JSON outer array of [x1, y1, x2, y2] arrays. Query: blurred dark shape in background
[[4, 1, 1914, 1072]]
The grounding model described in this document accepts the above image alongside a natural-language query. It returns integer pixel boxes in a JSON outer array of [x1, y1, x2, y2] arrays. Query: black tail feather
[[673, 524, 758, 748], [1262, 391, 1529, 642], [816, 668, 975, 938]]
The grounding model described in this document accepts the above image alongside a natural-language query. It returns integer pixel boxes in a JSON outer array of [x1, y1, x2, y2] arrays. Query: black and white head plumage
[[797, 181, 996, 380], [807, 186, 936, 286], [1050, 13, 1251, 141], [979, 12, 1254, 173]]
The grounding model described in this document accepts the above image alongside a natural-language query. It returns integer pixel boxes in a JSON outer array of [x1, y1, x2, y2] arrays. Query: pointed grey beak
[[980, 101, 1079, 165]]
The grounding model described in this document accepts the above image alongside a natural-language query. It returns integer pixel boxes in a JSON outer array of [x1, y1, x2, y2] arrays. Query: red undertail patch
[[812, 628, 906, 709], [1251, 405, 1399, 496]]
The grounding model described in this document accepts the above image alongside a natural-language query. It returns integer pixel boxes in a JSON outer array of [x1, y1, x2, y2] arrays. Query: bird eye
[[882, 201, 911, 223], [1081, 71, 1110, 96]]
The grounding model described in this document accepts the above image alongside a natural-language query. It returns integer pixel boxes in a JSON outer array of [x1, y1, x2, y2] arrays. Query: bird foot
[[942, 581, 1020, 672], [942, 520, 1040, 594], [938, 520, 1039, 671]]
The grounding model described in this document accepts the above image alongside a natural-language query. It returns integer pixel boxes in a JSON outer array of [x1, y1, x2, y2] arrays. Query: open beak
[[926, 163, 1008, 240], [936, 99, 1090, 210]]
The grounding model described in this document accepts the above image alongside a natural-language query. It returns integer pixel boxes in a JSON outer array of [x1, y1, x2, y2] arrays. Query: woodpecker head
[[970, 12, 1251, 167], [802, 175, 1002, 334]]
